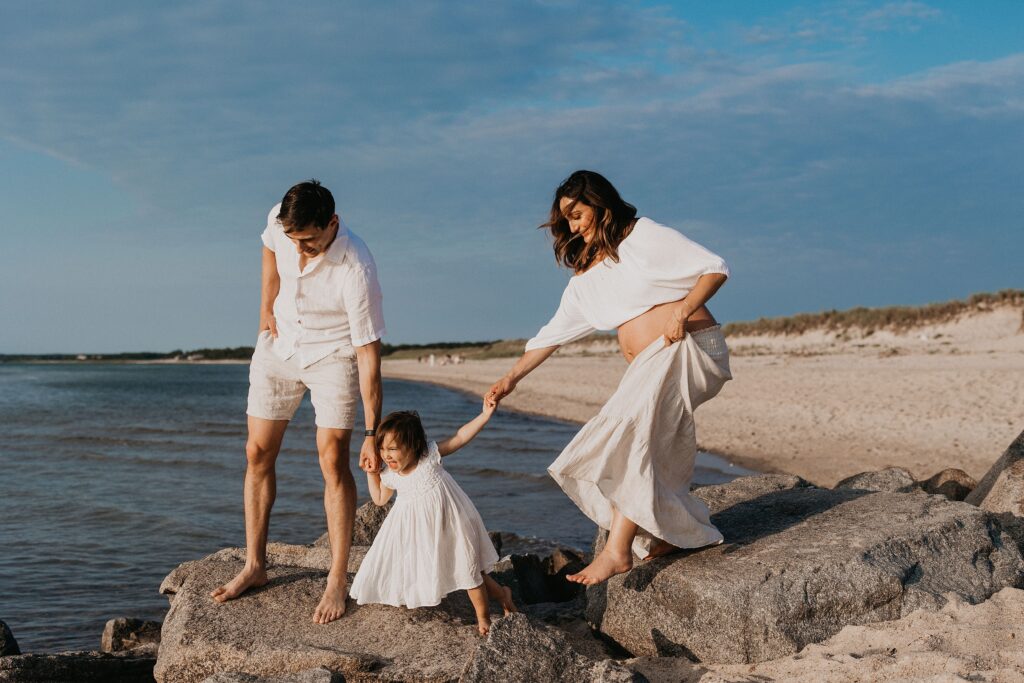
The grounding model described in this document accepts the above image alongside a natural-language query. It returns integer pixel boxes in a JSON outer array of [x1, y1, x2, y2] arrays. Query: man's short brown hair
[[277, 179, 335, 232]]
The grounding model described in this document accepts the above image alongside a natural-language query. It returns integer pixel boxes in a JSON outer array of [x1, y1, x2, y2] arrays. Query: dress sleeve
[[379, 466, 397, 490], [426, 441, 442, 465], [632, 219, 730, 285], [342, 259, 387, 347], [261, 203, 281, 252], [524, 284, 595, 352]]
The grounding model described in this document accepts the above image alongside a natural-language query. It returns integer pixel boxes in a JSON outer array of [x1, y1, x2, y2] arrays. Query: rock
[[586, 474, 1024, 664], [101, 617, 162, 654], [0, 651, 154, 682], [510, 554, 552, 604], [921, 467, 977, 501], [0, 621, 18, 657], [202, 668, 341, 682], [966, 428, 1024, 513], [459, 613, 641, 683], [155, 542, 485, 682], [622, 587, 1024, 682], [834, 467, 918, 493], [314, 499, 392, 547], [488, 531, 503, 555]]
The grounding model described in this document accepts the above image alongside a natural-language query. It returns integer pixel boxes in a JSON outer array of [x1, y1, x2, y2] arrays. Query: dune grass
[[722, 290, 1024, 337]]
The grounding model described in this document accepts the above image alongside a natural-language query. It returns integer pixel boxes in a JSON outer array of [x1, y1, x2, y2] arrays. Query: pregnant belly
[[617, 302, 717, 362]]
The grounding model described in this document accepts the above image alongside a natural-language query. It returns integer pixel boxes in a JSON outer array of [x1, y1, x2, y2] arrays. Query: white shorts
[[246, 332, 359, 430]]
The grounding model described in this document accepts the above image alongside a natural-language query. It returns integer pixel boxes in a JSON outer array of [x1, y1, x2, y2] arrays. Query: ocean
[[0, 362, 751, 652]]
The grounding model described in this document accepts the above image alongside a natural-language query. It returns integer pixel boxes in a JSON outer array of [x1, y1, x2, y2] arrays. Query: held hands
[[663, 304, 691, 347], [486, 375, 516, 404], [358, 436, 380, 473], [482, 396, 498, 417]]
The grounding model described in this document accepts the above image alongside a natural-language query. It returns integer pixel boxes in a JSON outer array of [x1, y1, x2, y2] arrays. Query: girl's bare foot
[[210, 565, 268, 602], [498, 585, 517, 615], [477, 615, 492, 636], [312, 572, 348, 624], [644, 539, 681, 561], [566, 549, 632, 585]]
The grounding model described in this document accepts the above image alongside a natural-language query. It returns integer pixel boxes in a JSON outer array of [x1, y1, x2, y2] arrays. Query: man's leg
[[312, 427, 356, 624], [211, 416, 289, 602]]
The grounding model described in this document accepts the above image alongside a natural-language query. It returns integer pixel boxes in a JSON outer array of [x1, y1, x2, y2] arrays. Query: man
[[211, 180, 385, 624]]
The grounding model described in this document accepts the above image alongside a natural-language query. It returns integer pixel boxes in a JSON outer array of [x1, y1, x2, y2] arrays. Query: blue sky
[[1, 1, 1021, 353]]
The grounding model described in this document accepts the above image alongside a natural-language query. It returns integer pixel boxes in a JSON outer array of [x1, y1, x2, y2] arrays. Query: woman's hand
[[486, 375, 517, 404], [663, 304, 691, 347]]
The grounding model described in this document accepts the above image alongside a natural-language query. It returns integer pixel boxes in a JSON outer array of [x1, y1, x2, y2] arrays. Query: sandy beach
[[384, 304, 1024, 487]]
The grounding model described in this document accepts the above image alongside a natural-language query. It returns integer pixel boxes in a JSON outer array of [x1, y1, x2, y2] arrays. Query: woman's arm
[[663, 272, 728, 344], [366, 469, 394, 506], [260, 246, 280, 336], [437, 400, 498, 457], [486, 345, 560, 403]]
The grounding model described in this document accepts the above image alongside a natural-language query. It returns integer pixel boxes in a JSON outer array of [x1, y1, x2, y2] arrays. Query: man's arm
[[260, 246, 280, 336], [355, 339, 383, 471]]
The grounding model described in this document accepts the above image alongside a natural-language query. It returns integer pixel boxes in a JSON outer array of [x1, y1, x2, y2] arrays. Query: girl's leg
[[467, 583, 491, 636], [481, 573, 517, 615], [566, 505, 636, 585]]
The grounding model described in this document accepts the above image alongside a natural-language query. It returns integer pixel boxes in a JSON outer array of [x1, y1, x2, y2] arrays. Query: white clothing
[[261, 203, 386, 368], [525, 217, 729, 351], [246, 330, 358, 429], [548, 327, 732, 558], [349, 441, 499, 609]]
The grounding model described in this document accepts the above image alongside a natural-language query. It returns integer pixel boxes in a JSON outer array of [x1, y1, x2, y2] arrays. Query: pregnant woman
[[487, 170, 733, 585]]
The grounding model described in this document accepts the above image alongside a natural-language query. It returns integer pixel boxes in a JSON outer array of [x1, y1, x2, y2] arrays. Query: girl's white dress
[[349, 441, 499, 608]]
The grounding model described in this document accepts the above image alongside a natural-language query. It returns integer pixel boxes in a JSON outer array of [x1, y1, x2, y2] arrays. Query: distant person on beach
[[487, 170, 732, 585], [211, 180, 386, 624], [349, 407, 516, 635]]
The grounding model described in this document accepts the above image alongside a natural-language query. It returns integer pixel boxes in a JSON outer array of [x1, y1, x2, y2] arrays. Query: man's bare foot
[[477, 614, 492, 636], [566, 549, 633, 585], [498, 585, 517, 615], [210, 565, 268, 603], [643, 539, 681, 561], [312, 574, 348, 624]]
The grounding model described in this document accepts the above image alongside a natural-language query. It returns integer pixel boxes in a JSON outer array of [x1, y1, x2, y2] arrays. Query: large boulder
[[102, 617, 162, 654], [586, 474, 1024, 664], [314, 500, 393, 548], [833, 467, 918, 493], [965, 428, 1024, 513], [459, 614, 639, 683], [0, 621, 18, 657], [155, 542, 487, 682], [0, 651, 155, 682], [202, 669, 341, 682]]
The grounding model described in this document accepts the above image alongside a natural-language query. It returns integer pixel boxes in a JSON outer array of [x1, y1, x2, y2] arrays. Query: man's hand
[[358, 436, 379, 473], [259, 313, 278, 338]]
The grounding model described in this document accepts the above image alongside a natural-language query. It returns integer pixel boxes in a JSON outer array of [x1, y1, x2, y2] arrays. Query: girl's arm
[[486, 345, 559, 404], [366, 469, 394, 506], [437, 400, 498, 457]]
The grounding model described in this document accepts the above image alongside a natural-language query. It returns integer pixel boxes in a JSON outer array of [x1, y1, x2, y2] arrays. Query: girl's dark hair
[[376, 411, 428, 460], [277, 179, 335, 232], [542, 170, 637, 273]]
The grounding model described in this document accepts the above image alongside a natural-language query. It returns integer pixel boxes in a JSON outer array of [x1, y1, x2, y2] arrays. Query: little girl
[[349, 403, 516, 635]]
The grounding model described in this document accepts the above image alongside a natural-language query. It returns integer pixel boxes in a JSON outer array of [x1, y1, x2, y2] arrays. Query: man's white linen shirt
[[260, 203, 386, 368]]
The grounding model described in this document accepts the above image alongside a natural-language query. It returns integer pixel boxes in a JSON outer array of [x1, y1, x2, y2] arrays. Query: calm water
[[0, 362, 750, 652]]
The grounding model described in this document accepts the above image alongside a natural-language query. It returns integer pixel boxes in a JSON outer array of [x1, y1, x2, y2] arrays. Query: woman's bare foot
[[643, 539, 681, 561], [566, 549, 633, 585], [477, 614, 492, 636], [498, 585, 517, 615], [312, 572, 348, 624], [210, 565, 268, 602]]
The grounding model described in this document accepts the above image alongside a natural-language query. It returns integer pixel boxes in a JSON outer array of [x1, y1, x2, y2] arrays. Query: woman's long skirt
[[548, 325, 732, 558]]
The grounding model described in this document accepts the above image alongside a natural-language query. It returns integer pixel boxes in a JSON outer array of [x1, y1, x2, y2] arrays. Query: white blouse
[[525, 217, 729, 351]]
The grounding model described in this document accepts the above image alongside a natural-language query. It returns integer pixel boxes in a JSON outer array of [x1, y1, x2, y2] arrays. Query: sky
[[1, 1, 1021, 353]]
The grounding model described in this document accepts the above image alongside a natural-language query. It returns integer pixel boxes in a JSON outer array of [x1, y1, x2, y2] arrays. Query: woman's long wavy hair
[[542, 170, 637, 273]]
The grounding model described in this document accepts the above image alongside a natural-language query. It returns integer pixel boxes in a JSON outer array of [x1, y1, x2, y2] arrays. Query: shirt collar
[[324, 218, 350, 264]]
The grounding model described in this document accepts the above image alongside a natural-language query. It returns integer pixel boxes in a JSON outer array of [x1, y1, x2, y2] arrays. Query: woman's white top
[[525, 217, 729, 351], [348, 441, 499, 609]]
